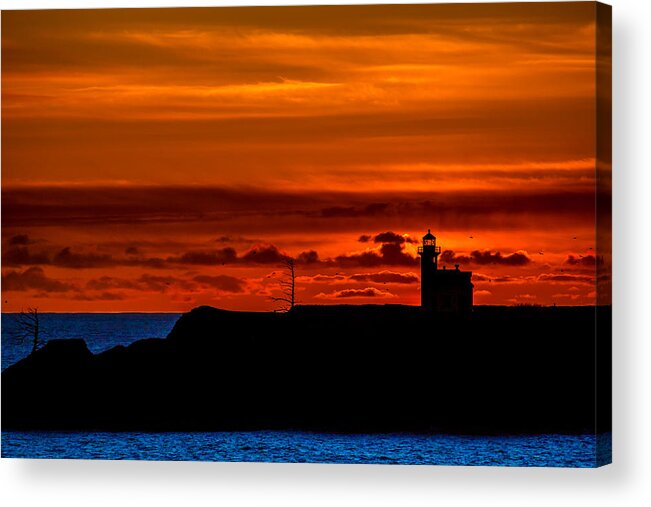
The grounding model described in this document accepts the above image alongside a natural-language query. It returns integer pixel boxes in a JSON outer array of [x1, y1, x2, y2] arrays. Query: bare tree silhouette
[[270, 257, 296, 312], [13, 307, 46, 354]]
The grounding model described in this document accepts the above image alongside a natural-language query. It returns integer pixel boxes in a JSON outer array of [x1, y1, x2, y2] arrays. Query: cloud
[[334, 243, 418, 267], [298, 274, 348, 283], [86, 274, 195, 292], [3, 242, 313, 270], [440, 249, 531, 266], [215, 235, 258, 245], [2, 267, 75, 292], [349, 270, 419, 284], [298, 270, 418, 285], [52, 247, 114, 268], [8, 234, 32, 246], [507, 294, 538, 303], [551, 293, 581, 301], [296, 250, 320, 265], [370, 231, 418, 245], [327, 230, 422, 268], [171, 247, 238, 266], [315, 287, 394, 299], [474, 290, 493, 296], [319, 203, 390, 218], [3, 246, 50, 266], [3, 186, 597, 234], [537, 273, 594, 283], [193, 275, 246, 293], [472, 273, 526, 283], [3, 244, 164, 270], [138, 274, 194, 292], [564, 254, 603, 267], [166, 245, 316, 267], [86, 273, 247, 294], [1, 234, 532, 284], [0, 238, 356, 272], [71, 291, 126, 301], [86, 276, 138, 291], [240, 244, 288, 264], [125, 257, 169, 269]]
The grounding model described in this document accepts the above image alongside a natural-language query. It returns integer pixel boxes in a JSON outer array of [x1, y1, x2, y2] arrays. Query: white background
[[0, 0, 649, 505]]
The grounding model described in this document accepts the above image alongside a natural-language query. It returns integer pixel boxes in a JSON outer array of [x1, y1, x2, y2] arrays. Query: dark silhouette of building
[[418, 229, 473, 313]]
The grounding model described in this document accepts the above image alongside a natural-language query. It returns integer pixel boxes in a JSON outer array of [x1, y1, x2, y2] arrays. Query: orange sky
[[1, 3, 610, 312]]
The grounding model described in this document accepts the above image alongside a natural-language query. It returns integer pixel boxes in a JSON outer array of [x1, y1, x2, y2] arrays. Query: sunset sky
[[2, 3, 610, 312]]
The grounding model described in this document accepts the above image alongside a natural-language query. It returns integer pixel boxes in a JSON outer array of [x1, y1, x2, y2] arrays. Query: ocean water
[[1, 431, 607, 467], [1, 313, 607, 467]]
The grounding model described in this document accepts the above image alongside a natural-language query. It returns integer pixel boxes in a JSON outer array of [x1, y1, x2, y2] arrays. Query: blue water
[[1, 313, 608, 467], [0, 431, 608, 467]]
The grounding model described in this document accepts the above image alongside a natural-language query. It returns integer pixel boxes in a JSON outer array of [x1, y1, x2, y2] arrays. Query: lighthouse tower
[[418, 229, 441, 308]]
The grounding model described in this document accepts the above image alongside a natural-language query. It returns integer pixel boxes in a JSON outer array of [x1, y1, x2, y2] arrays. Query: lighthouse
[[418, 229, 441, 308], [418, 229, 473, 313]]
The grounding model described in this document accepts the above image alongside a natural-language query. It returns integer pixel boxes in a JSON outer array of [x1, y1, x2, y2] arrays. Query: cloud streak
[[2, 267, 75, 293], [315, 287, 394, 299], [440, 249, 532, 266]]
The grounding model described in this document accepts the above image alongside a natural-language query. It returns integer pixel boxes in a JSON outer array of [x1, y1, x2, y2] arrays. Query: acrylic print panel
[[1, 2, 612, 467]]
